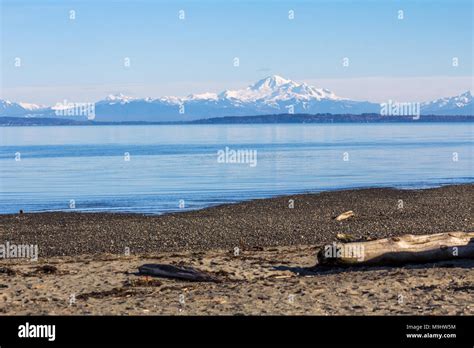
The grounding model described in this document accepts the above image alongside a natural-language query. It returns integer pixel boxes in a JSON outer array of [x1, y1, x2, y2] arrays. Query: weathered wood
[[138, 264, 220, 282], [317, 232, 474, 266], [334, 210, 355, 221]]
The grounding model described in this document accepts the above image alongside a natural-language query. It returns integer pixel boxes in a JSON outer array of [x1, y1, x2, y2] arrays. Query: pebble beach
[[0, 184, 472, 315]]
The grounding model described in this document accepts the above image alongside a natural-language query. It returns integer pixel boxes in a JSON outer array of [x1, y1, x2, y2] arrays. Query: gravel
[[0, 184, 472, 257]]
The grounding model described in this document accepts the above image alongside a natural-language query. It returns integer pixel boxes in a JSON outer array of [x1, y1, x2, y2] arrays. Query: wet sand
[[0, 184, 473, 315]]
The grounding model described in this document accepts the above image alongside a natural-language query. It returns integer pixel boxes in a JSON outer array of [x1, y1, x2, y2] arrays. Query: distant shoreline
[[0, 114, 473, 126]]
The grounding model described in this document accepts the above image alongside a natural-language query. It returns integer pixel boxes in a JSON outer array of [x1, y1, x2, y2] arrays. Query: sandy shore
[[0, 184, 473, 315], [0, 246, 473, 315]]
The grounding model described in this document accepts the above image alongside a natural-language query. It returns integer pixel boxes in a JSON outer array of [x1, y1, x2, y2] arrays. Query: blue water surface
[[0, 123, 472, 214]]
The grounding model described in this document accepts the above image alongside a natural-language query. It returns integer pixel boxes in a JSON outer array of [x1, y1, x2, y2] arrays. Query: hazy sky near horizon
[[1, 0, 472, 104]]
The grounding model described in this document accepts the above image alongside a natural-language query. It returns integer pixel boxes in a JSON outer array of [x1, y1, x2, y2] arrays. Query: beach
[[0, 184, 473, 315]]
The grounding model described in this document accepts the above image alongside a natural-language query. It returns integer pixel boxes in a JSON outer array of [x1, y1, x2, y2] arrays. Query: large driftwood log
[[317, 232, 474, 266]]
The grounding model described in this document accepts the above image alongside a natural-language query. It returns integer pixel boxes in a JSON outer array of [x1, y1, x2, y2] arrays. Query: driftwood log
[[138, 264, 219, 282], [317, 232, 474, 266]]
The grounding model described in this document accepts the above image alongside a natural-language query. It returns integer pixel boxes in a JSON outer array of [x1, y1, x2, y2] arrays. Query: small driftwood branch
[[317, 232, 474, 266], [334, 210, 355, 221]]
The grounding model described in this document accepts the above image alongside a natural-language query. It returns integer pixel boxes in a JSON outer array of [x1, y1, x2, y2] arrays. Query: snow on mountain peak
[[185, 92, 219, 101], [104, 93, 135, 103], [0, 99, 16, 107], [0, 99, 34, 116], [422, 90, 473, 108], [218, 75, 341, 103], [460, 90, 473, 100], [249, 75, 294, 91], [456, 90, 473, 106], [18, 102, 44, 110]]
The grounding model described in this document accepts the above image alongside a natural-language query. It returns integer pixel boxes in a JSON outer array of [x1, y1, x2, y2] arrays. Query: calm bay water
[[0, 123, 472, 214]]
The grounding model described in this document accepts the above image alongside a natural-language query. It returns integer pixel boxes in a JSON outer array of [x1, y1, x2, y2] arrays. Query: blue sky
[[1, 0, 472, 104]]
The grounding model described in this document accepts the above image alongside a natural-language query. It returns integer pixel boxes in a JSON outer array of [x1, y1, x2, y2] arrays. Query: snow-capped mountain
[[0, 100, 31, 116], [102, 93, 137, 104], [420, 90, 473, 115], [91, 75, 381, 121], [18, 102, 45, 111], [217, 75, 340, 102], [0, 100, 46, 116], [1, 76, 472, 121]]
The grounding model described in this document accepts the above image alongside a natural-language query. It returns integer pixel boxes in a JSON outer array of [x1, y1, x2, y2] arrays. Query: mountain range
[[1, 75, 472, 122]]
